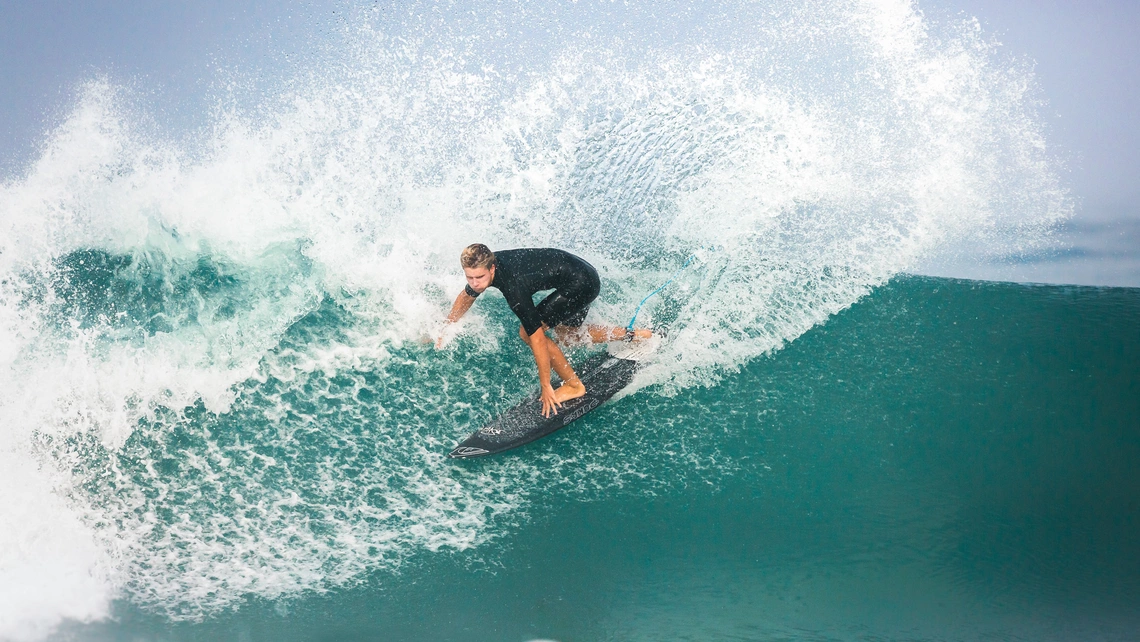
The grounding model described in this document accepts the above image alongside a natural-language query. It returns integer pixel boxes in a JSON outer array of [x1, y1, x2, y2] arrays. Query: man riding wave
[[439, 244, 652, 418]]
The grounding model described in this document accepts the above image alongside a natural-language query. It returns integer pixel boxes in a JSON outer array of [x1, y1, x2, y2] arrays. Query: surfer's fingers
[[544, 399, 559, 417]]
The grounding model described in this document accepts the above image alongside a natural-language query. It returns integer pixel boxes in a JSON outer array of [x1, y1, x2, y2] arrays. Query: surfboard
[[448, 337, 660, 458]]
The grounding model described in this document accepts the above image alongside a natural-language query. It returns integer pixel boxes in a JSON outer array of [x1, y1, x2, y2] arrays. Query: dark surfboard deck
[[448, 348, 647, 459]]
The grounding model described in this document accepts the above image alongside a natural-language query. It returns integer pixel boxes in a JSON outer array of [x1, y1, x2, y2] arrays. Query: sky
[[920, 0, 1140, 286], [1, 0, 1136, 286]]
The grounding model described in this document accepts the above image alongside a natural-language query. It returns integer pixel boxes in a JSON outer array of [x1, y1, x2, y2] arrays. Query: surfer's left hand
[[540, 384, 561, 418]]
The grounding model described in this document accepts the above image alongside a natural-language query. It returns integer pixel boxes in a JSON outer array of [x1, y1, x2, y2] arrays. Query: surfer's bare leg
[[549, 324, 651, 344], [519, 325, 586, 403], [585, 325, 653, 343], [549, 324, 590, 346]]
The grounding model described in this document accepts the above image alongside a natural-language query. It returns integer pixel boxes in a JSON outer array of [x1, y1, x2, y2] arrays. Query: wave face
[[40, 277, 1140, 642], [0, 1, 1070, 638]]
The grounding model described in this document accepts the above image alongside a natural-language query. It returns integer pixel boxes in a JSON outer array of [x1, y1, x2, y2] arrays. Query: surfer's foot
[[553, 380, 586, 403], [620, 327, 655, 342]]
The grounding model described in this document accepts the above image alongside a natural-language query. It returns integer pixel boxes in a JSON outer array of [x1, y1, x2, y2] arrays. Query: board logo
[[562, 399, 600, 425], [450, 446, 490, 458]]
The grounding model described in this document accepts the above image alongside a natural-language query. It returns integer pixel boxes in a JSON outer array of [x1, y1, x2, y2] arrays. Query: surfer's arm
[[436, 291, 476, 348], [525, 327, 562, 418]]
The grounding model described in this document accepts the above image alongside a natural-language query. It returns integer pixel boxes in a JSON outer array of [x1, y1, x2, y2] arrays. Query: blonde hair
[[460, 243, 495, 269]]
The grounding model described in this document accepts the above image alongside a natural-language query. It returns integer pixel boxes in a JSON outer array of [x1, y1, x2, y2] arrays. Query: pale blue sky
[[0, 0, 318, 171], [917, 0, 1140, 285], [943, 0, 1139, 214], [1, 0, 1136, 285]]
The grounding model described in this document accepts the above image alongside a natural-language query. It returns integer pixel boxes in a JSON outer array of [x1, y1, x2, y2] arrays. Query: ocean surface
[[1, 1, 1134, 640], [29, 276, 1140, 641]]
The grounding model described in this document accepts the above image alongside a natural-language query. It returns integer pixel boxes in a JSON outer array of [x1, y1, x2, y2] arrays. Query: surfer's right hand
[[435, 320, 461, 349], [540, 384, 561, 418]]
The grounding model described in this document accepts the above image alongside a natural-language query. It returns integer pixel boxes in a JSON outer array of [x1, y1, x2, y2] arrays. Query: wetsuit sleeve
[[464, 284, 480, 298], [507, 293, 545, 336]]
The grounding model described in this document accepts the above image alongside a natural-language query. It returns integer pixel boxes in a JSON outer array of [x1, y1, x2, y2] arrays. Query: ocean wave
[[0, 0, 1069, 637]]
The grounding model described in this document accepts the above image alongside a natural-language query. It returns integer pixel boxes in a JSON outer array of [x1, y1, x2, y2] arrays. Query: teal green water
[[47, 276, 1140, 641]]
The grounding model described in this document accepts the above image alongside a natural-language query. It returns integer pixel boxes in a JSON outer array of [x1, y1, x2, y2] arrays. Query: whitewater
[[0, 1, 1074, 639]]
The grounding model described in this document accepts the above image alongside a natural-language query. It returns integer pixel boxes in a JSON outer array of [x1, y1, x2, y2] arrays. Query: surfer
[[439, 244, 651, 418]]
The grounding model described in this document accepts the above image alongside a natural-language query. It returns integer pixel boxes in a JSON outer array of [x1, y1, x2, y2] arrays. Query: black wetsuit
[[465, 248, 601, 336]]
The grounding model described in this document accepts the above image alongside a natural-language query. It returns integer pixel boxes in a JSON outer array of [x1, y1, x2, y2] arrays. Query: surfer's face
[[463, 264, 495, 293]]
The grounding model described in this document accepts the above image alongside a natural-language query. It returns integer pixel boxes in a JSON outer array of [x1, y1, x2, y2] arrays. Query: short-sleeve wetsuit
[[465, 248, 601, 336]]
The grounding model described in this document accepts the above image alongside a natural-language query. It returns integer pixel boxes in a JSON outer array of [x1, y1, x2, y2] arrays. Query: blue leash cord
[[626, 251, 703, 334]]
